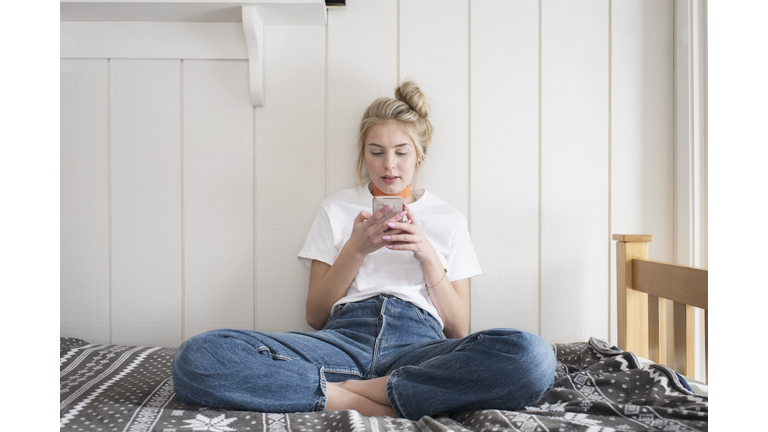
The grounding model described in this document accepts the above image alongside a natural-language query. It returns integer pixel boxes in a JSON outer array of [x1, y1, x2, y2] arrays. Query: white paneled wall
[[183, 60, 254, 339], [610, 0, 674, 348], [400, 0, 469, 217], [327, 0, 398, 194], [61, 0, 677, 349], [61, 59, 110, 344], [110, 60, 183, 347], [255, 26, 325, 332], [540, 0, 610, 343], [470, 0, 540, 335]]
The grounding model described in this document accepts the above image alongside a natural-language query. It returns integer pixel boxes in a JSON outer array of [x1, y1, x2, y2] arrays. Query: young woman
[[172, 81, 555, 420]]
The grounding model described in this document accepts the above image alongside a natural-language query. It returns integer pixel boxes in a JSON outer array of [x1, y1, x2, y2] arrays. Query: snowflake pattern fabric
[[60, 337, 707, 431]]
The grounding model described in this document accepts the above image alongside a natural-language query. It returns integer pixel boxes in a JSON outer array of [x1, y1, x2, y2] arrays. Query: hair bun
[[395, 80, 430, 119]]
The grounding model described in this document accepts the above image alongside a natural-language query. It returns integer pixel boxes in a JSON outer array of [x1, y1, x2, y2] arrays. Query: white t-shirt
[[298, 184, 482, 329]]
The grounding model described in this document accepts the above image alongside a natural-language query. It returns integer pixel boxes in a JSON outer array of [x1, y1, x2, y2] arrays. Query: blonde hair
[[354, 80, 433, 187]]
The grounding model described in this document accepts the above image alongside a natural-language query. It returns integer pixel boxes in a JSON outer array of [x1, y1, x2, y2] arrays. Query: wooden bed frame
[[614, 234, 708, 382]]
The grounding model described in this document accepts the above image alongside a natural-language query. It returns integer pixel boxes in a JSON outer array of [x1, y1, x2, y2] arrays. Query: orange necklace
[[371, 182, 412, 199]]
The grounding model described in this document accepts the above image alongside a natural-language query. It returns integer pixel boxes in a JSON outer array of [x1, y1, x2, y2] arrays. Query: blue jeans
[[172, 295, 555, 420]]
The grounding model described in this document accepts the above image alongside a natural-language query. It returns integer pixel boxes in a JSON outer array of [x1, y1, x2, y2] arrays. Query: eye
[[370, 152, 383, 156], [396, 152, 407, 156]]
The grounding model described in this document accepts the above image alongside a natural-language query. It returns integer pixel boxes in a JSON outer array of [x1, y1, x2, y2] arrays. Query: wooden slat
[[632, 259, 707, 309], [647, 294, 667, 365], [469, 0, 539, 334], [705, 309, 708, 382], [615, 240, 649, 357], [673, 301, 695, 377]]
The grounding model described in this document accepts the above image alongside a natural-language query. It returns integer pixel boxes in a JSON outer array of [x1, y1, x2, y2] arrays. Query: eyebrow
[[367, 143, 410, 148]]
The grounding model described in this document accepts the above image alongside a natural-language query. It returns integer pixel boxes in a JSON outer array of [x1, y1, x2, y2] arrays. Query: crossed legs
[[172, 327, 555, 419]]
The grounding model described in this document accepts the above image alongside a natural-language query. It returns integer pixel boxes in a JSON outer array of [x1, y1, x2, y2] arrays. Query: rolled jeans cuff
[[315, 366, 328, 412], [385, 371, 409, 420]]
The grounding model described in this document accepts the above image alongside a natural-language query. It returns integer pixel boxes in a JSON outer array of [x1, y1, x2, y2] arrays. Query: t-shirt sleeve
[[297, 206, 339, 268], [446, 217, 482, 281]]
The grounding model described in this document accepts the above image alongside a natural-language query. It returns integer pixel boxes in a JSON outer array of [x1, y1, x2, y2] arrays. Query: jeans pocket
[[257, 345, 295, 361], [328, 303, 350, 321], [410, 305, 444, 340]]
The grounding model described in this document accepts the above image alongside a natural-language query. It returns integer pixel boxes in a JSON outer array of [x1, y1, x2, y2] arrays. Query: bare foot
[[325, 382, 398, 417], [337, 376, 391, 406]]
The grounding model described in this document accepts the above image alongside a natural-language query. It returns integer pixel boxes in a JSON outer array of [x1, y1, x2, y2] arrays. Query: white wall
[[61, 0, 679, 352]]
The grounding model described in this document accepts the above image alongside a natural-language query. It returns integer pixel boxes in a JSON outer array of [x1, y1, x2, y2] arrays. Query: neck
[[371, 182, 412, 199]]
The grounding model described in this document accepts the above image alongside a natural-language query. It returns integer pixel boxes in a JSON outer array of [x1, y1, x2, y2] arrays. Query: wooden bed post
[[613, 234, 651, 359], [614, 234, 707, 382]]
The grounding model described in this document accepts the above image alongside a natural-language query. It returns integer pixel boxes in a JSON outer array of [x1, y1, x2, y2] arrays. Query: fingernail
[[385, 205, 393, 211], [385, 245, 393, 249], [399, 211, 407, 217], [382, 236, 391, 240], [388, 222, 396, 228]]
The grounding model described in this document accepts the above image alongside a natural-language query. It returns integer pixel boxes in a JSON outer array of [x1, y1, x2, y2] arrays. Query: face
[[364, 122, 418, 195]]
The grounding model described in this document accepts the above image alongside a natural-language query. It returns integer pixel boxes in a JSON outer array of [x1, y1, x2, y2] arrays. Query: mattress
[[60, 336, 708, 431]]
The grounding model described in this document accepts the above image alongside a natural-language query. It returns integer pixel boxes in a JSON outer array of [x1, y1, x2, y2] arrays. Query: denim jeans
[[172, 295, 555, 420]]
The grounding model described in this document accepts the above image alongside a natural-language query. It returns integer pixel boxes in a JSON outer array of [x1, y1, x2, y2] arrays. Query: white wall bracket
[[60, 1, 328, 107], [242, 6, 265, 106]]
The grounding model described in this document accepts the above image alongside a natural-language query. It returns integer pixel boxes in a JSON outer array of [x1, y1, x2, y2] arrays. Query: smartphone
[[372, 196, 405, 226]]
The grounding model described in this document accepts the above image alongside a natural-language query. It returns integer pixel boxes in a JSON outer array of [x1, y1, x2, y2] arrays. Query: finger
[[403, 203, 419, 227], [373, 212, 406, 237], [385, 216, 415, 233], [384, 234, 414, 243], [385, 243, 415, 251], [370, 219, 402, 240], [384, 209, 407, 226], [373, 204, 394, 220], [380, 228, 404, 240], [355, 210, 370, 223], [369, 205, 399, 230]]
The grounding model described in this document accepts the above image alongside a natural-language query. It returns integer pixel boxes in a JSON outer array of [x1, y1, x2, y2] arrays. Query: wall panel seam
[[325, 23, 330, 199], [108, 58, 113, 345], [396, 0, 400, 84], [180, 59, 186, 344], [607, 0, 612, 343], [672, 0, 678, 263], [467, 0, 472, 335], [537, 0, 542, 338], [688, 0, 696, 267], [258, 107, 260, 330]]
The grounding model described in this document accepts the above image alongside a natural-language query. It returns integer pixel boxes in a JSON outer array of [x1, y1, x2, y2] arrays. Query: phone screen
[[372, 196, 405, 225]]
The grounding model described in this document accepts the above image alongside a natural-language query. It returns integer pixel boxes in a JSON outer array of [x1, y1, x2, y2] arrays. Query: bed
[[60, 234, 708, 431]]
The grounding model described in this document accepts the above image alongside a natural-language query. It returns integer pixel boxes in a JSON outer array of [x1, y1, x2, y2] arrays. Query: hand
[[381, 203, 438, 263], [345, 205, 406, 257]]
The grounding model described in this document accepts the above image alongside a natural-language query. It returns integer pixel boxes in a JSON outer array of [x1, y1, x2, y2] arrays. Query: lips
[[382, 175, 399, 184]]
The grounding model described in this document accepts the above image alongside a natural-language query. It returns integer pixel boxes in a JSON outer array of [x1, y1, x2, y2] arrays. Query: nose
[[384, 154, 395, 170]]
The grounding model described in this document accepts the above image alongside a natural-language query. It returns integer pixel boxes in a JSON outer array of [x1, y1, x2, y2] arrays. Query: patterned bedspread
[[60, 336, 707, 431]]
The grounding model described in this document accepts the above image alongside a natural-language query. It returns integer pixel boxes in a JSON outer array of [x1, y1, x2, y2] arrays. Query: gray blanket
[[60, 336, 707, 431]]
